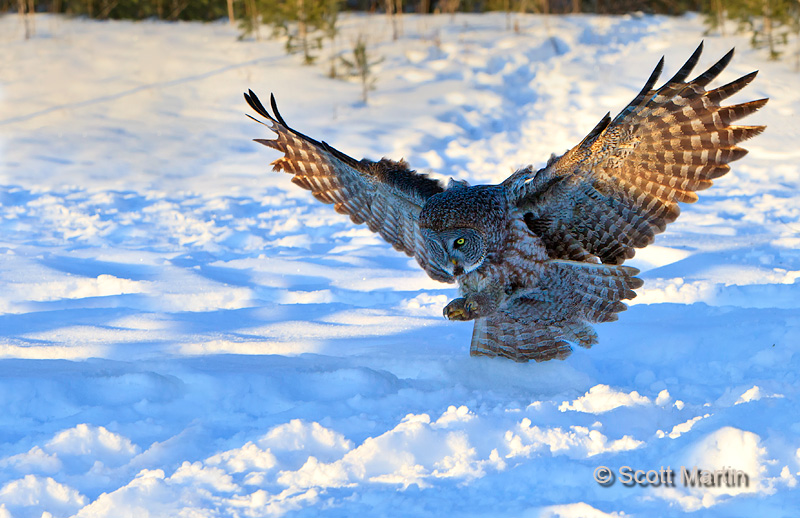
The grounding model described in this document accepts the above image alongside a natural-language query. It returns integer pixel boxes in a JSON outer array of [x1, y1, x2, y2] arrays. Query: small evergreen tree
[[240, 0, 340, 66], [18, 0, 35, 39], [386, 0, 403, 40], [705, 0, 800, 61], [322, 0, 343, 77], [239, 0, 262, 40], [340, 35, 384, 104]]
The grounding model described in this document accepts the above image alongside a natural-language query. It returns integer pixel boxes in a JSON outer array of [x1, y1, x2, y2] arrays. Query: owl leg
[[444, 293, 499, 321], [444, 297, 477, 321]]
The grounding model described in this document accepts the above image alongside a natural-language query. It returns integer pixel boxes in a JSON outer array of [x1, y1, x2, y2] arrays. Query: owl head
[[419, 184, 507, 276], [421, 226, 485, 276]]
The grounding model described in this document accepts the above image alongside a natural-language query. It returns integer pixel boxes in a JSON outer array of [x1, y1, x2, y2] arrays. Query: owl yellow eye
[[454, 237, 466, 248]]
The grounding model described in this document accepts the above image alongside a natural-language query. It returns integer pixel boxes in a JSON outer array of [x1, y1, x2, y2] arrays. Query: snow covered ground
[[1, 10, 799, 517]]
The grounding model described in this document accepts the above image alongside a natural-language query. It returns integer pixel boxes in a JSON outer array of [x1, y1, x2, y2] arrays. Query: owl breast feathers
[[245, 42, 766, 362]]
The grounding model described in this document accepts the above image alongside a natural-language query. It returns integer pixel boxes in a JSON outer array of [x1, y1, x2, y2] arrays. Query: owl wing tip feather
[[690, 47, 735, 88], [244, 90, 275, 123], [665, 41, 704, 85], [269, 93, 290, 127]]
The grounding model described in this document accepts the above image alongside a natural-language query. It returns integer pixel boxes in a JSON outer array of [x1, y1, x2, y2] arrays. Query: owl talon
[[444, 298, 479, 321]]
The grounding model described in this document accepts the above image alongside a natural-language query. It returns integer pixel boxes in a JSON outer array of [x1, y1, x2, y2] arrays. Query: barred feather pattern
[[470, 259, 642, 362], [509, 43, 767, 265], [244, 91, 454, 283], [467, 217, 643, 362]]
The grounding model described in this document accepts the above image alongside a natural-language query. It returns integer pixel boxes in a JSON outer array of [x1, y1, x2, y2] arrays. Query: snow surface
[[1, 11, 799, 518]]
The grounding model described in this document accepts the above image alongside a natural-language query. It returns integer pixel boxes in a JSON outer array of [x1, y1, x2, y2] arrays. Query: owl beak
[[450, 259, 464, 276]]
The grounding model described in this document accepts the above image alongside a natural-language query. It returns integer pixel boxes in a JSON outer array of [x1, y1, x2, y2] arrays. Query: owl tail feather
[[470, 260, 641, 362], [470, 316, 574, 362]]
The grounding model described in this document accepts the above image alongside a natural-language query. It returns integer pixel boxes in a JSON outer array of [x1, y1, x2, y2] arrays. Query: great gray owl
[[245, 43, 766, 362]]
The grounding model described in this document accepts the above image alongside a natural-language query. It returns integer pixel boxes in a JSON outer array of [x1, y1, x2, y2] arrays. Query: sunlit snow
[[1, 11, 799, 518]]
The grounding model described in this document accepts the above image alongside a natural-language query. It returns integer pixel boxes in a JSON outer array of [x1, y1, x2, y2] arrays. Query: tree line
[[4, 0, 798, 67], [0, 0, 710, 20]]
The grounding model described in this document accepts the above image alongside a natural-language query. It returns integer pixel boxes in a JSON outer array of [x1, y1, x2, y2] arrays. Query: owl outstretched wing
[[505, 43, 767, 265], [245, 91, 454, 283]]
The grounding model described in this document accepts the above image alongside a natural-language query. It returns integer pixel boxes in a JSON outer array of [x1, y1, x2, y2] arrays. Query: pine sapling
[[340, 35, 384, 104]]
